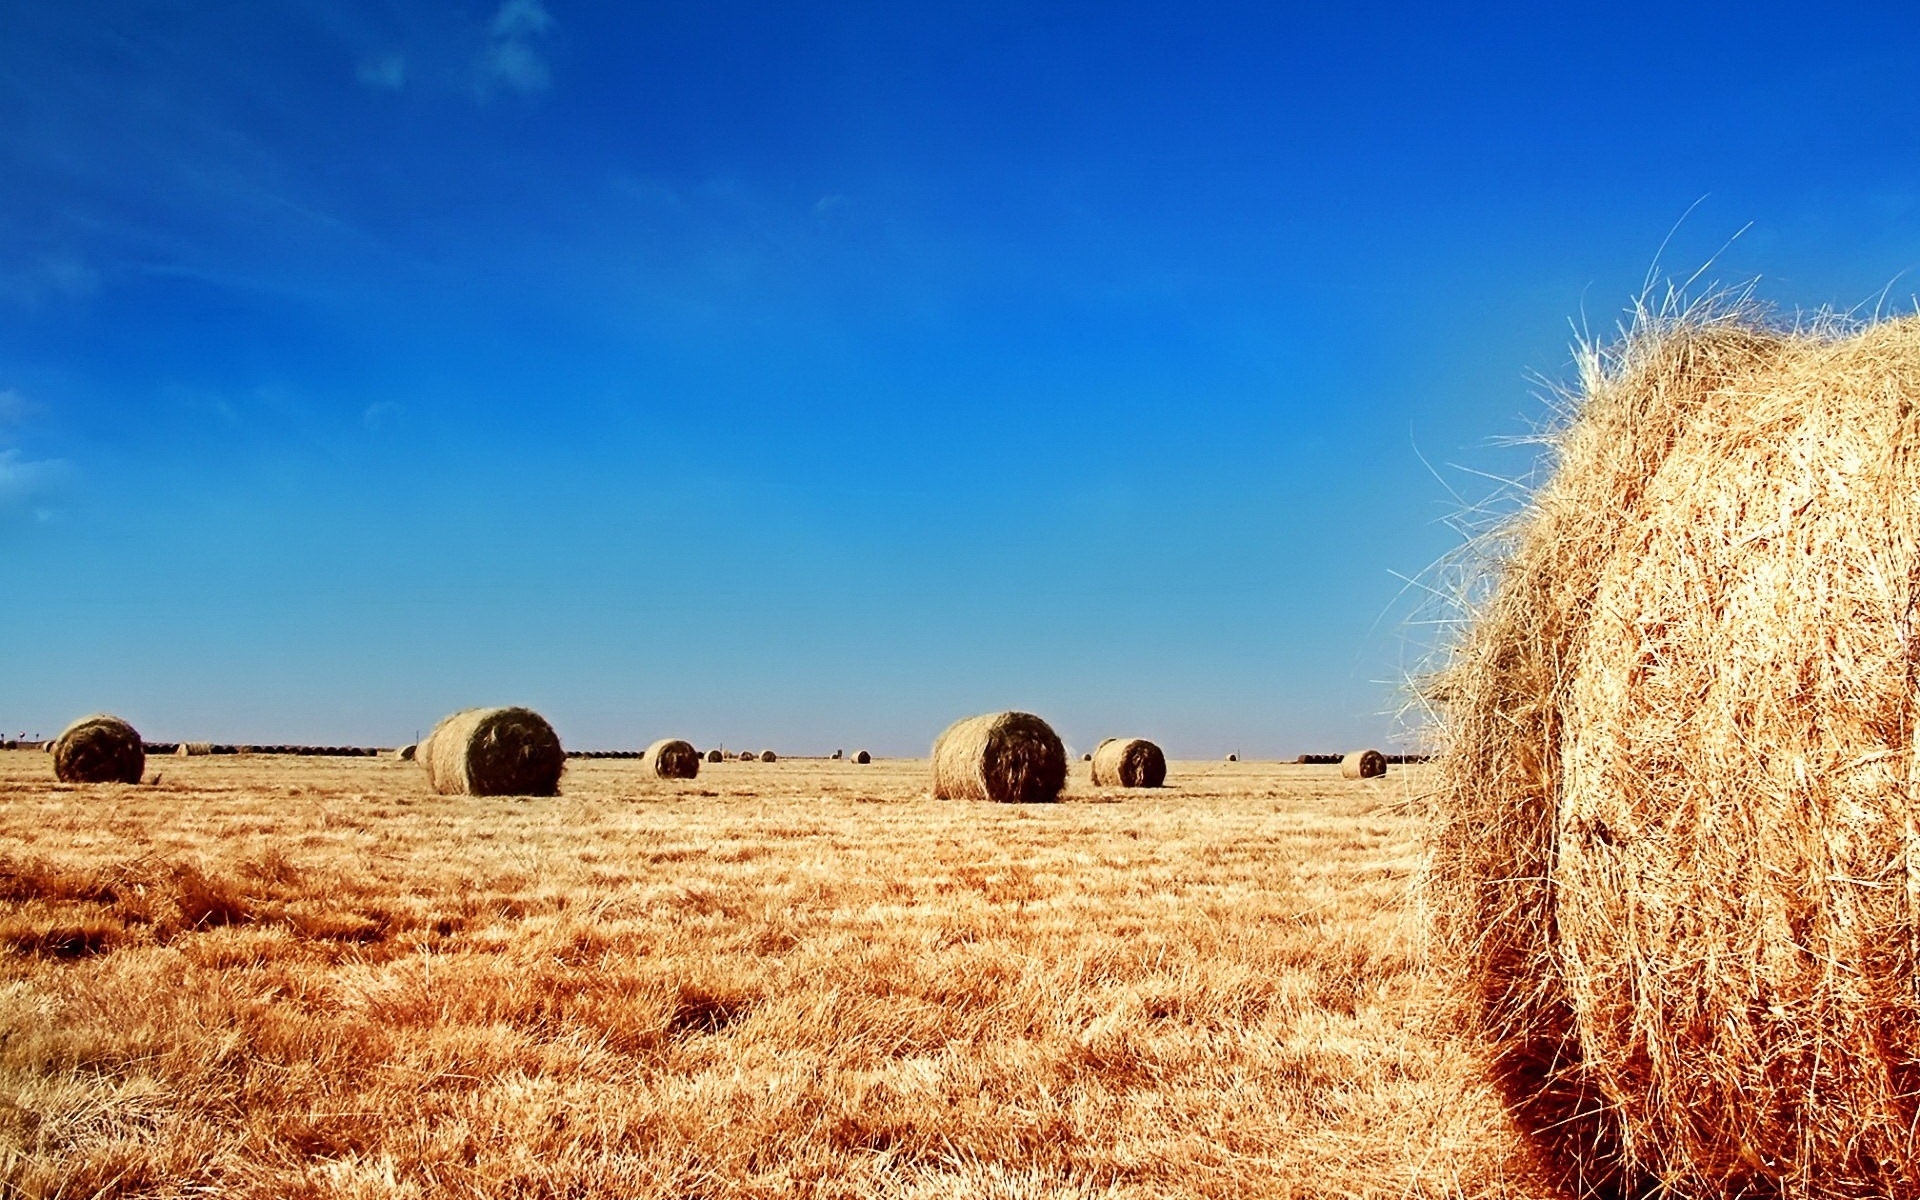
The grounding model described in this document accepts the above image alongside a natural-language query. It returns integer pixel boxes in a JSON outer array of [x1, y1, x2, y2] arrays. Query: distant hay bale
[[51, 714, 144, 784], [1090, 737, 1166, 788], [832, 749, 843, 760], [1225, 753, 1237, 762], [930, 711, 1065, 803], [1339, 749, 1386, 779], [853, 749, 871, 764], [759, 749, 776, 763], [1081, 753, 1092, 761], [706, 748, 723, 763], [739, 750, 755, 761], [417, 707, 563, 797], [177, 742, 213, 757], [1429, 310, 1920, 1195], [394, 744, 416, 761], [643, 738, 701, 779]]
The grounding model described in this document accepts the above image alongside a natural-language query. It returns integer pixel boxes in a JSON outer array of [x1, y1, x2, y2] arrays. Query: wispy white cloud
[[491, 0, 555, 40], [480, 0, 555, 96], [0, 391, 68, 521], [485, 40, 550, 93], [0, 449, 67, 516], [0, 254, 99, 307], [356, 52, 406, 91]]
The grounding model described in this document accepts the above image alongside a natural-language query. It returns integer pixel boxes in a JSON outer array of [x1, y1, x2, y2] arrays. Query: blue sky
[[4, 2, 1919, 754]]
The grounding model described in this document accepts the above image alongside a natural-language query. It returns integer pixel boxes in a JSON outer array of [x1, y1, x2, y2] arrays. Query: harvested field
[[0, 750, 1548, 1198]]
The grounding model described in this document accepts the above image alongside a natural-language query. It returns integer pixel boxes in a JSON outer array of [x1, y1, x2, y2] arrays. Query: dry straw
[[1339, 749, 1385, 779], [417, 707, 564, 797], [643, 738, 701, 779], [50, 714, 144, 784], [1090, 736, 1167, 788], [930, 711, 1066, 803], [1429, 304, 1920, 1196]]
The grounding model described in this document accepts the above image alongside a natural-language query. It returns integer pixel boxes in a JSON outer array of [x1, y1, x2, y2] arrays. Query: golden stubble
[[0, 751, 1545, 1199]]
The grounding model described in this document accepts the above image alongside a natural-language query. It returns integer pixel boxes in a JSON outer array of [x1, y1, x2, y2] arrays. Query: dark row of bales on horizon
[[31, 709, 1416, 800]]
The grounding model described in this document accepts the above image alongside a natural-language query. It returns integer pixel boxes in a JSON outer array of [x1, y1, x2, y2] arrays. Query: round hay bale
[[758, 749, 777, 763], [643, 738, 701, 780], [394, 744, 416, 761], [1225, 753, 1237, 762], [1090, 737, 1166, 788], [853, 749, 871, 764], [832, 749, 843, 760], [930, 711, 1065, 803], [1081, 752, 1092, 762], [51, 714, 144, 784], [1339, 749, 1386, 779], [705, 748, 723, 763], [417, 707, 563, 797], [1429, 311, 1920, 1195], [739, 750, 755, 761]]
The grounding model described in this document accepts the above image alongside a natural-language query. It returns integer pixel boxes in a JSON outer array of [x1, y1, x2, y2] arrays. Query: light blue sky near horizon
[[4, 2, 1919, 754]]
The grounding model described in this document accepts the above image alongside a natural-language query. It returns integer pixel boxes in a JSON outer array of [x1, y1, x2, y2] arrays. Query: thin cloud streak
[[0, 391, 68, 520], [356, 53, 406, 91], [480, 0, 554, 96]]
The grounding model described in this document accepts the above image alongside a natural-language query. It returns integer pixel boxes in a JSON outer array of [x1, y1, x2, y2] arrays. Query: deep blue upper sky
[[4, 2, 1918, 753]]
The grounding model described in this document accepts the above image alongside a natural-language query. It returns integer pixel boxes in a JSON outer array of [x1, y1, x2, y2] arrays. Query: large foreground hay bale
[[643, 738, 701, 779], [417, 707, 563, 797], [51, 714, 144, 784], [1090, 736, 1166, 787], [930, 711, 1065, 803], [1431, 310, 1920, 1196], [1339, 749, 1385, 779]]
